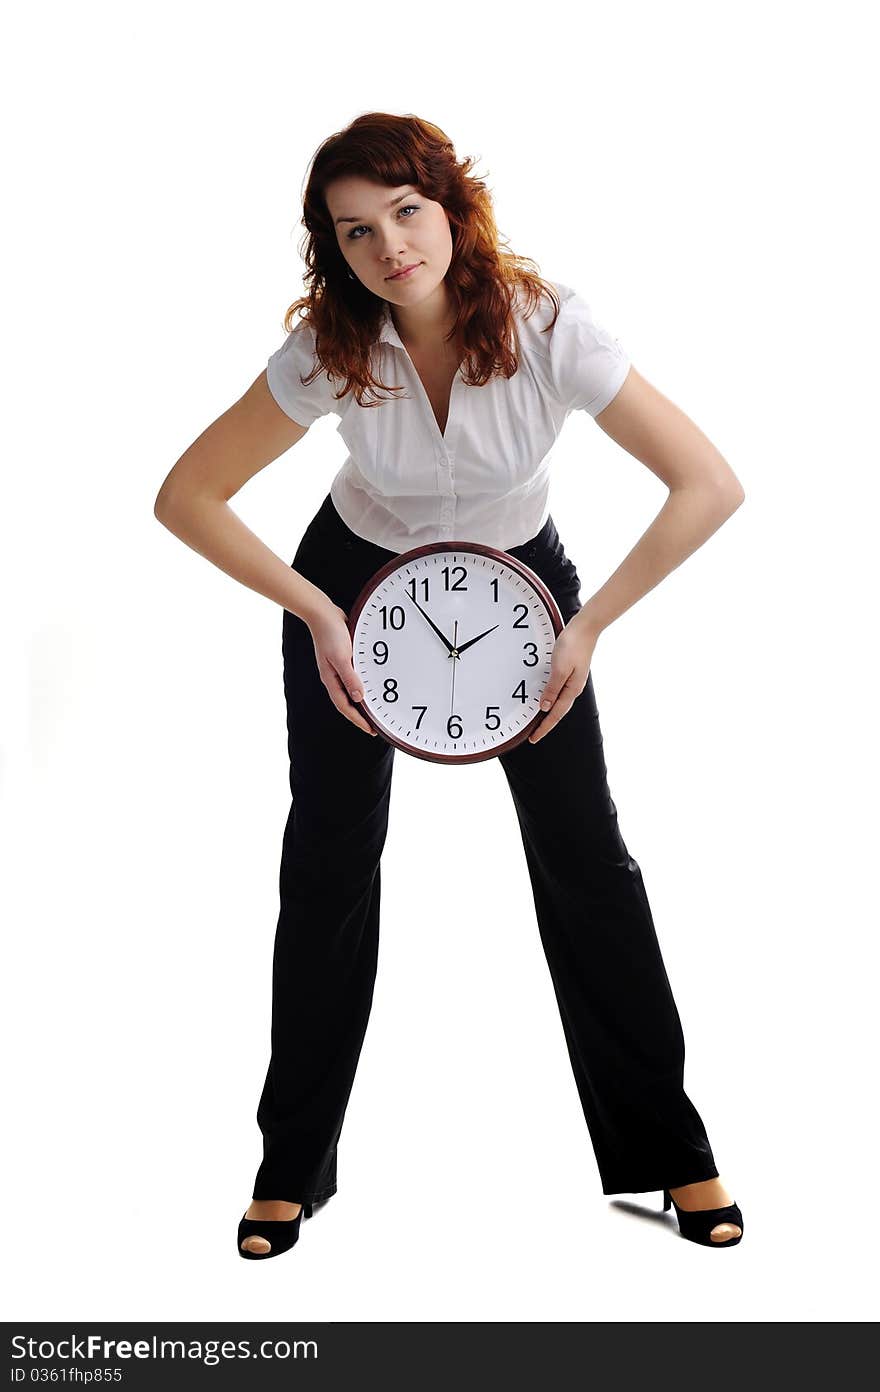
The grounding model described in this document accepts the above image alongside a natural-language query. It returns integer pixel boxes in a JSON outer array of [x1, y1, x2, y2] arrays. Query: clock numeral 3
[[522, 642, 538, 666]]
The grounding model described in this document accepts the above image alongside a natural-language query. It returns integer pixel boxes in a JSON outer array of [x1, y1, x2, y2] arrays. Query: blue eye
[[347, 205, 419, 240]]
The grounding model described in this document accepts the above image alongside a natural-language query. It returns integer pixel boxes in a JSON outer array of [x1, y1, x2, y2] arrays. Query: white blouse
[[266, 280, 631, 553]]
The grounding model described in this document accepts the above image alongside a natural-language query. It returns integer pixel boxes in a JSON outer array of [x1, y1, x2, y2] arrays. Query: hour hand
[[456, 623, 500, 655], [404, 593, 455, 655]]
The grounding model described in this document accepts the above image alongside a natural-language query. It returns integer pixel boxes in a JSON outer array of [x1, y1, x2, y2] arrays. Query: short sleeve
[[549, 288, 631, 417], [266, 319, 340, 426]]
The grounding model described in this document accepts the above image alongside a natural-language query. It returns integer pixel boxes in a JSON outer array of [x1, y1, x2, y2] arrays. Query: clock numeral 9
[[372, 640, 389, 664]]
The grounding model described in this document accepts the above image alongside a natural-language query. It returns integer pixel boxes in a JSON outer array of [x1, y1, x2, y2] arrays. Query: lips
[[386, 263, 420, 280]]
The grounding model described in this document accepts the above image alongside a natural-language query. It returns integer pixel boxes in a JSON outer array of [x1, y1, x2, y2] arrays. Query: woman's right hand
[[307, 601, 377, 737]]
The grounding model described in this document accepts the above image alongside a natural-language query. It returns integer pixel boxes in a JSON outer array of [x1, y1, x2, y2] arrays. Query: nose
[[379, 235, 408, 262]]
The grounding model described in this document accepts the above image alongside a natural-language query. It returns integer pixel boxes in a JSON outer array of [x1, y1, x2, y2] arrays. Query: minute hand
[[404, 593, 456, 655], [455, 624, 500, 656]]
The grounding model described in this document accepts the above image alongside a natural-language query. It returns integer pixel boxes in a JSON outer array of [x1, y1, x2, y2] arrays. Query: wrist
[[299, 586, 337, 630], [570, 603, 605, 639]]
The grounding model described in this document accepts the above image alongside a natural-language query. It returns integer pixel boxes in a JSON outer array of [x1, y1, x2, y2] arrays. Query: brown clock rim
[[346, 538, 566, 765]]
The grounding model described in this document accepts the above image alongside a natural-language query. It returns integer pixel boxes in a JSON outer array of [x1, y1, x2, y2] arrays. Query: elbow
[[714, 465, 745, 514], [153, 490, 173, 525], [722, 459, 746, 509], [154, 483, 186, 527], [725, 482, 746, 512], [154, 484, 226, 527], [694, 476, 745, 526], [714, 484, 745, 527]]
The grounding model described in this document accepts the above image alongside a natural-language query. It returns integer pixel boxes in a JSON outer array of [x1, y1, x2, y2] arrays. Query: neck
[[389, 283, 459, 356]]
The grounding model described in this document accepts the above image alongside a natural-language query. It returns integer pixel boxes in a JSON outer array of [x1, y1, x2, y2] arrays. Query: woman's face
[[325, 175, 454, 305]]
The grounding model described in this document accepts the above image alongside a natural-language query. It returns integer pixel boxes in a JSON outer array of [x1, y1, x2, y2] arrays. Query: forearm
[[154, 491, 334, 626], [574, 483, 745, 637]]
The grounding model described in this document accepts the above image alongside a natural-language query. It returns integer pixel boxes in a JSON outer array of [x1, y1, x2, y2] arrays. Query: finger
[[533, 673, 567, 721], [326, 669, 377, 736], [338, 659, 375, 730], [346, 661, 363, 702], [529, 684, 580, 742], [529, 704, 566, 742]]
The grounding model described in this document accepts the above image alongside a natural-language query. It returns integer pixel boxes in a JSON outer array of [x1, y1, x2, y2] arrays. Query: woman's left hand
[[528, 614, 599, 743]]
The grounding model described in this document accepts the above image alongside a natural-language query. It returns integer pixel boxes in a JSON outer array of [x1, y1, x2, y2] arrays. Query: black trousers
[[252, 491, 719, 1204]]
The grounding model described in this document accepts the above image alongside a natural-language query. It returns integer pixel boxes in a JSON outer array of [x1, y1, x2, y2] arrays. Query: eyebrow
[[333, 190, 416, 226]]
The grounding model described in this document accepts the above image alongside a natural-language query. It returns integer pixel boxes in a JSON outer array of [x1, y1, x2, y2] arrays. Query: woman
[[155, 112, 745, 1258]]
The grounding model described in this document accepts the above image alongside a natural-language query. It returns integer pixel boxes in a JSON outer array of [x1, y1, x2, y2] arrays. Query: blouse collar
[[377, 302, 405, 349]]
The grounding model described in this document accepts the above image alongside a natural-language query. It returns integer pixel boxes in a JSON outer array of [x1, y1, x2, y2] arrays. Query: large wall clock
[[347, 540, 566, 765]]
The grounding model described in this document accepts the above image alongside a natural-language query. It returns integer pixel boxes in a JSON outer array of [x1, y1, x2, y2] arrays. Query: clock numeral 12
[[442, 565, 467, 591]]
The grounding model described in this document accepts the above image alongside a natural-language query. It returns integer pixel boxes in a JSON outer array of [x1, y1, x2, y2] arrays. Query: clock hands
[[454, 623, 500, 655], [404, 592, 457, 656], [404, 592, 500, 661]]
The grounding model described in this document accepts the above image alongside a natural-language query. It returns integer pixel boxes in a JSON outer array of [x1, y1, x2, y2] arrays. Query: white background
[[4, 0, 877, 1323]]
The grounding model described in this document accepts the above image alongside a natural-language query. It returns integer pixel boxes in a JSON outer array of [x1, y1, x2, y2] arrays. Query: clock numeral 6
[[447, 714, 462, 739]]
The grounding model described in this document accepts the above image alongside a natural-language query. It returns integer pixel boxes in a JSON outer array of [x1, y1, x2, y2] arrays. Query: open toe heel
[[238, 1205, 306, 1260], [662, 1187, 743, 1247]]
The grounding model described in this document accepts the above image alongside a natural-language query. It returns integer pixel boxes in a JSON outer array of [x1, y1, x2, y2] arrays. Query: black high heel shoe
[[663, 1187, 744, 1247], [237, 1200, 314, 1260]]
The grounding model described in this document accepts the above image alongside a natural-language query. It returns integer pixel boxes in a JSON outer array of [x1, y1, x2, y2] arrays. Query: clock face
[[347, 541, 565, 764]]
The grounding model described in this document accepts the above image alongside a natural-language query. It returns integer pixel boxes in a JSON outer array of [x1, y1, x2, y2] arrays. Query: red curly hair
[[281, 111, 562, 410]]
